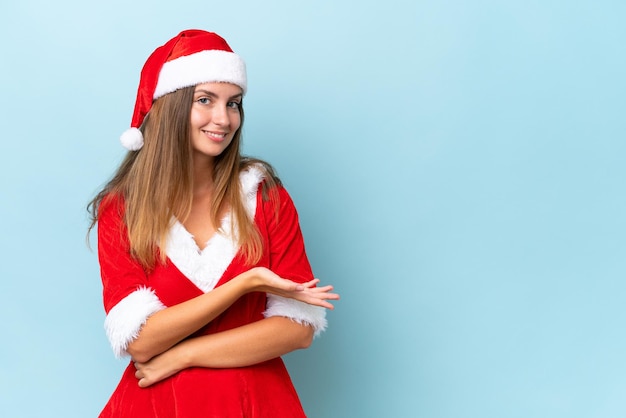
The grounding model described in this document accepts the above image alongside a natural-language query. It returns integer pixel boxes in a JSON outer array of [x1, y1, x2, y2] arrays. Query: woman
[[88, 29, 339, 417]]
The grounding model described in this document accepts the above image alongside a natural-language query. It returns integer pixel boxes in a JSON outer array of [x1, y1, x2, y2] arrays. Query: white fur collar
[[165, 165, 265, 292]]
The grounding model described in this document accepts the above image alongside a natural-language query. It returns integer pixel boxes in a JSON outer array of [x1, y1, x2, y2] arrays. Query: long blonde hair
[[88, 85, 279, 270]]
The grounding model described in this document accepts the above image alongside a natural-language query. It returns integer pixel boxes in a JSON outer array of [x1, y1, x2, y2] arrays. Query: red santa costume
[[96, 30, 327, 418]]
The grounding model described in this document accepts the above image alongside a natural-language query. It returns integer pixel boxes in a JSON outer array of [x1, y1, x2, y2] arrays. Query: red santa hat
[[120, 29, 247, 151]]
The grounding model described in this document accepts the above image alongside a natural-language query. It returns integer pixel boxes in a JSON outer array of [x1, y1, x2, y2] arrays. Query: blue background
[[1, 1, 625, 417]]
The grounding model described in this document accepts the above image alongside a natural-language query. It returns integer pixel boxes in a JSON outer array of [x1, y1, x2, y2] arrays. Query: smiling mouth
[[202, 130, 228, 140]]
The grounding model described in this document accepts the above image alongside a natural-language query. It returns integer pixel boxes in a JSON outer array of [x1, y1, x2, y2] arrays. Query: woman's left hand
[[133, 348, 185, 388], [244, 267, 340, 310]]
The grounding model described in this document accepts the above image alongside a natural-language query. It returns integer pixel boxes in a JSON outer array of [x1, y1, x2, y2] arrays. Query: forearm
[[127, 275, 250, 362], [180, 316, 314, 368], [133, 316, 314, 388], [126, 267, 330, 362]]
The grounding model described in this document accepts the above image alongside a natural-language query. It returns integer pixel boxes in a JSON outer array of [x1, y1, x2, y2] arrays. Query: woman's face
[[189, 82, 242, 161]]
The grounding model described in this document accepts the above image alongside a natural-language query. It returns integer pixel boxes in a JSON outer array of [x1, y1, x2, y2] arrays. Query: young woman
[[88, 29, 339, 417]]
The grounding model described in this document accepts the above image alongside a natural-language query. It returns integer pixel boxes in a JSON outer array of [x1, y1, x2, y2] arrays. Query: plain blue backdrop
[[1, 1, 625, 417]]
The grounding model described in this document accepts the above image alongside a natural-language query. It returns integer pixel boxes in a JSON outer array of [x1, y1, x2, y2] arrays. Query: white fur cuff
[[264, 295, 327, 337], [104, 287, 166, 358]]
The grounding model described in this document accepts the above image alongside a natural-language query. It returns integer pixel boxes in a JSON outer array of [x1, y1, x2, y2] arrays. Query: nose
[[211, 104, 230, 127]]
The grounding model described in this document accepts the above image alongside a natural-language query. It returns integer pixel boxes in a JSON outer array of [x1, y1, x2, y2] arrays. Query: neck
[[192, 154, 216, 196]]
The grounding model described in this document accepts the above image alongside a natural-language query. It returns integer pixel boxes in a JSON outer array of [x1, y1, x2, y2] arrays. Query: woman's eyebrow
[[194, 89, 242, 100], [194, 89, 217, 97]]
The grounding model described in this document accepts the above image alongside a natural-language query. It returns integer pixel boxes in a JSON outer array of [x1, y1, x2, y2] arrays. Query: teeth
[[203, 131, 226, 139]]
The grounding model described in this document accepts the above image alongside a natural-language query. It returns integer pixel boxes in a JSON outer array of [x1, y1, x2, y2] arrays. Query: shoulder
[[239, 157, 281, 189], [239, 163, 266, 198], [239, 160, 286, 199], [238, 162, 298, 224], [97, 192, 126, 230]]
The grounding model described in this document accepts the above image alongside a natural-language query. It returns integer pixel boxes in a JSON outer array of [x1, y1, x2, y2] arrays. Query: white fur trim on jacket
[[264, 295, 327, 337], [104, 287, 166, 358], [166, 218, 238, 293], [165, 166, 265, 292], [239, 164, 264, 218]]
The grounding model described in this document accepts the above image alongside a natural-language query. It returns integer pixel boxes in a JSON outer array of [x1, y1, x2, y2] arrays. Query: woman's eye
[[228, 101, 241, 109], [197, 97, 210, 104]]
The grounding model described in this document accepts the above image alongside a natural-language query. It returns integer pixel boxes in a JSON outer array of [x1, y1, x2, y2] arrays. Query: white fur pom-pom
[[120, 127, 144, 151]]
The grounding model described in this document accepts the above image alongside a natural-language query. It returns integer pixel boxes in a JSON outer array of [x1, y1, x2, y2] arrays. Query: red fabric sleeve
[[263, 186, 315, 284], [97, 195, 150, 314], [261, 186, 327, 334]]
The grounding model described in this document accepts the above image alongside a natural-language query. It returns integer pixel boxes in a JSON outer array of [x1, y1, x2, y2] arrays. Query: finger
[[317, 293, 340, 301], [307, 285, 334, 293], [302, 286, 340, 299], [300, 278, 320, 288], [280, 280, 303, 292], [298, 293, 338, 308], [314, 300, 336, 310]]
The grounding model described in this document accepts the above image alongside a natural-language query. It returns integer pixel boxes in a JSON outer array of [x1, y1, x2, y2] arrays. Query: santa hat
[[120, 30, 247, 151]]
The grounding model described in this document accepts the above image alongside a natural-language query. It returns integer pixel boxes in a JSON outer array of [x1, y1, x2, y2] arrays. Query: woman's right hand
[[243, 267, 340, 310]]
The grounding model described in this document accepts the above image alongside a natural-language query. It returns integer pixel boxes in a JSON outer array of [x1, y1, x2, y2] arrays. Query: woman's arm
[[133, 316, 315, 388], [125, 270, 249, 363], [127, 268, 337, 362], [99, 195, 337, 362]]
